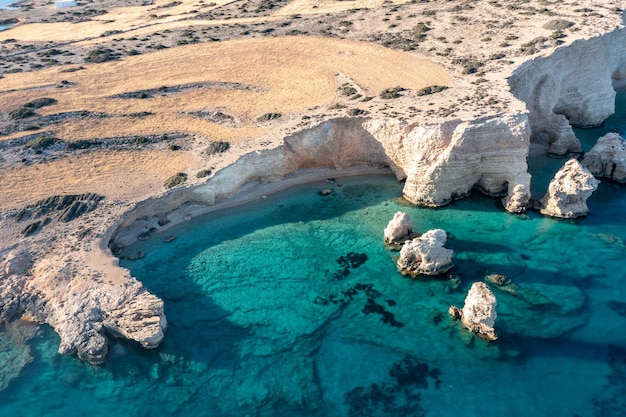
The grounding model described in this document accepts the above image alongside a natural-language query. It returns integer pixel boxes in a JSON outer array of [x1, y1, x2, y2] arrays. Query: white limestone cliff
[[538, 159, 600, 218], [364, 115, 532, 212], [509, 27, 626, 155], [453, 282, 498, 341], [396, 229, 453, 276], [384, 211, 413, 245], [582, 132, 626, 183]]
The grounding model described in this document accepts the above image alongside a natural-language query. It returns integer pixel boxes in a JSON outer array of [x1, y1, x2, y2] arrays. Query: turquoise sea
[[1, 92, 626, 416]]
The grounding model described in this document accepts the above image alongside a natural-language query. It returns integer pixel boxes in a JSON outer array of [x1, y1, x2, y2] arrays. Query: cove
[[2, 94, 626, 416], [3, 172, 626, 416]]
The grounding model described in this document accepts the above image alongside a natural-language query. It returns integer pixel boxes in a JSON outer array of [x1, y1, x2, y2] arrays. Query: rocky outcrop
[[0, 249, 166, 365], [582, 132, 626, 182], [538, 159, 599, 218], [0, 250, 31, 323], [364, 115, 531, 212], [396, 229, 453, 276], [509, 28, 626, 155], [450, 282, 498, 341], [383, 211, 413, 246]]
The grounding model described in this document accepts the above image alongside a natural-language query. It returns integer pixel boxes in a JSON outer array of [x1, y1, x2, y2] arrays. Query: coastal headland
[[0, 0, 624, 362]]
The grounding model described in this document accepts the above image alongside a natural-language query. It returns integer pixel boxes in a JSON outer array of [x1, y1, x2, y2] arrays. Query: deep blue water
[[1, 93, 626, 416]]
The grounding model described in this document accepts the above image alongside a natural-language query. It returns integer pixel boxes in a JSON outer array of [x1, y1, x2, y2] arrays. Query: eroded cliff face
[[509, 26, 626, 155], [113, 114, 533, 247], [364, 115, 531, 212]]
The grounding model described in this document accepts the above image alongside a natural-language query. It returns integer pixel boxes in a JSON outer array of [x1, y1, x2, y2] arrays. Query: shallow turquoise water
[[1, 96, 626, 416]]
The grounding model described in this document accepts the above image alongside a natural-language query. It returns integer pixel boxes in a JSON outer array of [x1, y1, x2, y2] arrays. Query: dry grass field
[[0, 0, 621, 212], [0, 28, 451, 209], [0, 150, 200, 210]]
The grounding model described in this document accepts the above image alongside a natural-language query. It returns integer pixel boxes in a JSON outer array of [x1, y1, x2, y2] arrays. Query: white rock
[[365, 115, 531, 213], [509, 29, 626, 155], [460, 282, 498, 341], [539, 159, 599, 218], [383, 211, 413, 245], [581, 132, 626, 182], [396, 229, 453, 276]]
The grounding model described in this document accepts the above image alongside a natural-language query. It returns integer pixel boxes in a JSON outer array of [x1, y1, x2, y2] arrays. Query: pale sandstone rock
[[538, 159, 599, 218], [509, 28, 626, 155], [581, 132, 626, 182], [502, 173, 532, 213], [459, 282, 498, 341], [0, 250, 166, 365], [383, 211, 413, 245], [364, 115, 531, 212], [396, 229, 453, 276], [0, 250, 32, 323]]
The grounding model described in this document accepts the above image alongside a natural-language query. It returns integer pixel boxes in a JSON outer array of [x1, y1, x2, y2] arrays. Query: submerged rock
[[450, 282, 498, 341], [538, 159, 599, 218], [581, 132, 626, 182], [396, 229, 453, 277], [384, 211, 414, 246]]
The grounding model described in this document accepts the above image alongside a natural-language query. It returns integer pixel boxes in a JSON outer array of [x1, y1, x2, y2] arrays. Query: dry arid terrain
[[1, 0, 622, 210], [0, 0, 624, 362]]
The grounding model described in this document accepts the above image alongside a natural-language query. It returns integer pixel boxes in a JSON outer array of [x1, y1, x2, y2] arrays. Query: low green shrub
[[23, 135, 61, 150], [196, 169, 212, 178], [380, 87, 405, 99], [9, 107, 35, 120], [206, 141, 230, 155], [24, 98, 57, 108], [257, 112, 281, 122], [416, 85, 449, 96], [164, 172, 188, 189]]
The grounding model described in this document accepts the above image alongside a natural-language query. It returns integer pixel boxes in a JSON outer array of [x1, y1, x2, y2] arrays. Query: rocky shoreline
[[1, 8, 626, 363]]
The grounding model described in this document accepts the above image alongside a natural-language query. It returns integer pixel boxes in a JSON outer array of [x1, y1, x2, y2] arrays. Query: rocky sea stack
[[396, 229, 453, 277], [450, 282, 498, 341]]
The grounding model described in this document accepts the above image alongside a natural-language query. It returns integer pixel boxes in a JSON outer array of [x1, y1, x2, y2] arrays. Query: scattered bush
[[347, 108, 367, 116], [23, 135, 61, 150], [380, 86, 405, 99], [133, 136, 150, 145], [416, 85, 449, 96], [23, 125, 41, 131], [169, 144, 182, 151], [543, 19, 574, 30], [24, 97, 57, 109], [206, 141, 230, 155], [341, 86, 358, 96], [164, 173, 188, 189], [257, 112, 281, 122], [196, 169, 212, 178], [85, 47, 119, 63], [489, 52, 506, 60], [9, 107, 35, 120]]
